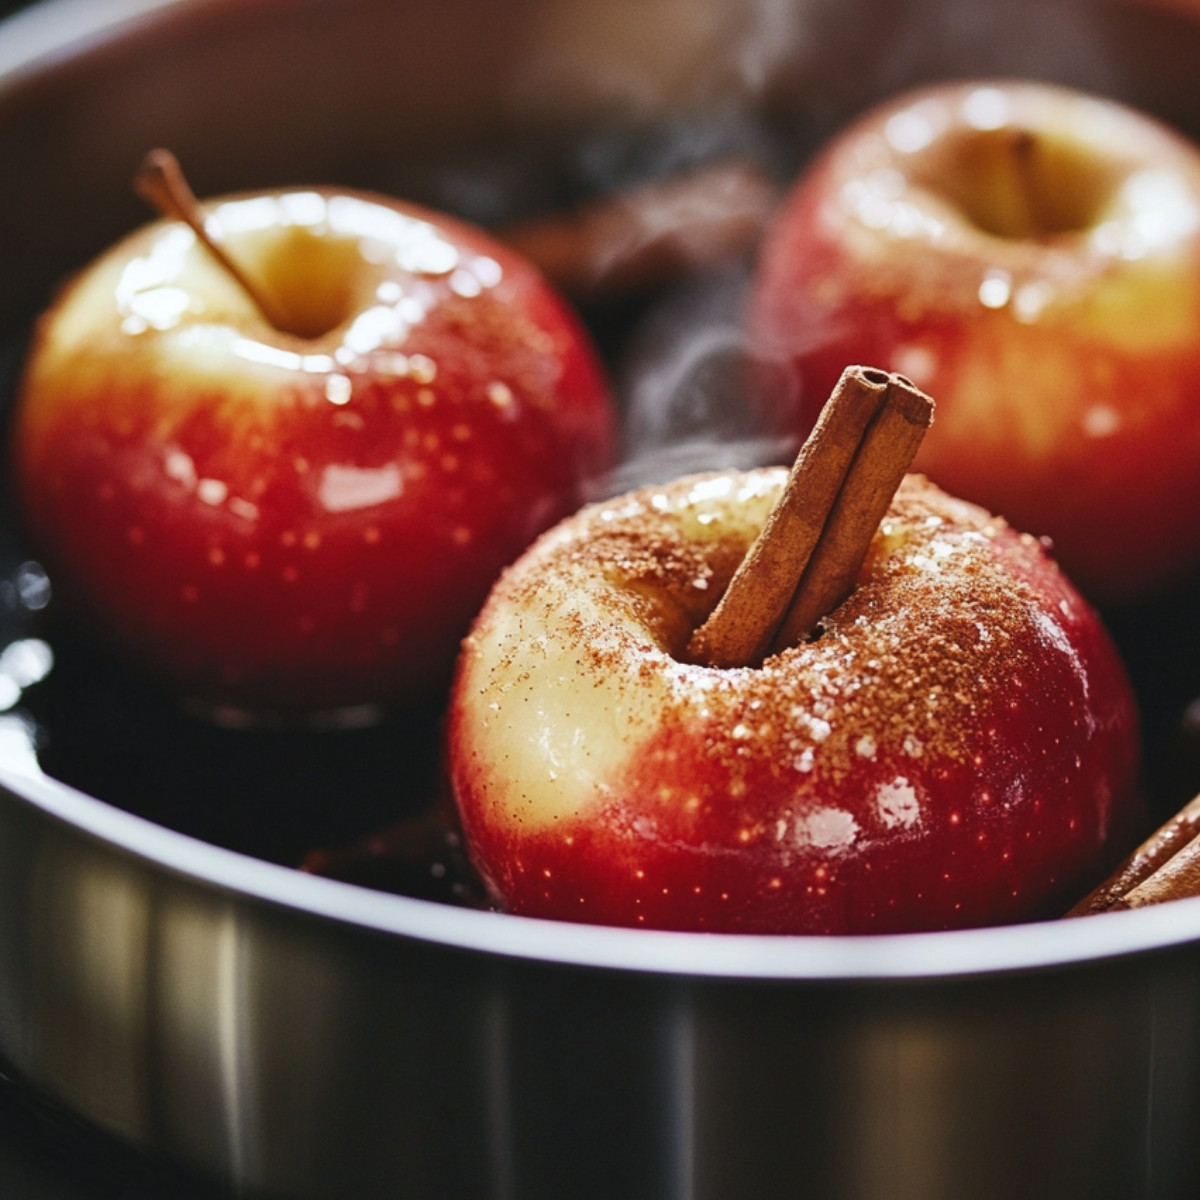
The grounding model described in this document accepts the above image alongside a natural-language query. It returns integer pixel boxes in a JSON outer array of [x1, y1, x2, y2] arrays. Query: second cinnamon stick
[[1068, 792, 1200, 915]]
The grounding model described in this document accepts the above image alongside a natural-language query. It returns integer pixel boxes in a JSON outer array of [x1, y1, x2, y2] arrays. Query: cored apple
[[13, 170, 615, 719], [448, 465, 1141, 935], [748, 79, 1200, 602]]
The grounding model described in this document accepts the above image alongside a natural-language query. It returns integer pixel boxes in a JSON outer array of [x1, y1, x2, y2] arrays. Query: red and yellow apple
[[13, 185, 616, 718], [448, 468, 1141, 935], [749, 79, 1200, 602]]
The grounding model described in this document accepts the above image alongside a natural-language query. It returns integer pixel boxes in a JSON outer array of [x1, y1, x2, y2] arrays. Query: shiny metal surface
[[4, 0, 1200, 1196], [6, 759, 1200, 1200], [7, 760, 1200, 1200]]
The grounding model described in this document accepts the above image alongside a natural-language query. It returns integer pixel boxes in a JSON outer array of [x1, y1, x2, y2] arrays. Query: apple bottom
[[27, 510, 559, 722], [20, 401, 598, 719], [467, 734, 1136, 938]]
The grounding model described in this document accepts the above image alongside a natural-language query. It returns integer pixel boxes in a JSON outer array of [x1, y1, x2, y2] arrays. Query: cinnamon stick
[[687, 367, 932, 669], [769, 375, 934, 654], [1067, 792, 1200, 915]]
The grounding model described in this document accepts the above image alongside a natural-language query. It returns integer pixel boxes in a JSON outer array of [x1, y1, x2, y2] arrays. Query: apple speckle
[[1082, 404, 1121, 437], [977, 270, 1011, 309], [324, 374, 352, 405]]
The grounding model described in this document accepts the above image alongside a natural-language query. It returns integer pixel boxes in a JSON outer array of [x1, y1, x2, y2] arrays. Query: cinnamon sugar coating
[[469, 472, 1045, 780]]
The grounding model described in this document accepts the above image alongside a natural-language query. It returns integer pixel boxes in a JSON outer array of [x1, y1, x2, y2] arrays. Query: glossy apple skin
[[13, 189, 615, 717], [449, 471, 1142, 935], [749, 80, 1200, 603]]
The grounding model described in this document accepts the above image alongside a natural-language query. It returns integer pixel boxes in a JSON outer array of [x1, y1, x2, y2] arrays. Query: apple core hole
[[245, 228, 365, 339], [923, 128, 1120, 240]]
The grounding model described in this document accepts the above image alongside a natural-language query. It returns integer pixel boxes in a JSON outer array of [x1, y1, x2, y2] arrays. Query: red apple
[[13, 180, 616, 719], [748, 79, 1200, 603], [448, 468, 1141, 935]]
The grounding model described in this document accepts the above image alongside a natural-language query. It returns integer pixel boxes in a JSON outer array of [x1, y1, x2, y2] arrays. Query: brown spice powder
[[474, 468, 1057, 785]]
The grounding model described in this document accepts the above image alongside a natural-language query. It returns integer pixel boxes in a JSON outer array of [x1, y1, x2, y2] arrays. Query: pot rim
[[3, 750, 1194, 983], [0, 0, 181, 86]]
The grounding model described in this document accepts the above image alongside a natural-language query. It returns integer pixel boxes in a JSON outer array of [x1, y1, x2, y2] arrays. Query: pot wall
[[5, 776, 1200, 1199]]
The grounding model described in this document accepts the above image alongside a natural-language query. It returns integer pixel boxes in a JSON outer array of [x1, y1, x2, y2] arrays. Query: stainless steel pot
[[4, 1, 1200, 1197]]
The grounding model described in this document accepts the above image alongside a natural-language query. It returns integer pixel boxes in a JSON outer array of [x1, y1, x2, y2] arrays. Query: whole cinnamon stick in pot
[[501, 158, 778, 299], [1068, 792, 1200, 915]]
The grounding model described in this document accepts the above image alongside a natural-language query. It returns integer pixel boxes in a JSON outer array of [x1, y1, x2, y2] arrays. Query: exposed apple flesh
[[748, 80, 1200, 602], [448, 469, 1141, 935], [13, 186, 616, 717]]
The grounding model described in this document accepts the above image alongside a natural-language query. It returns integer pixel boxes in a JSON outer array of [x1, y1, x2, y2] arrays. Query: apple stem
[[686, 366, 933, 669], [133, 149, 292, 332], [1004, 130, 1045, 239]]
